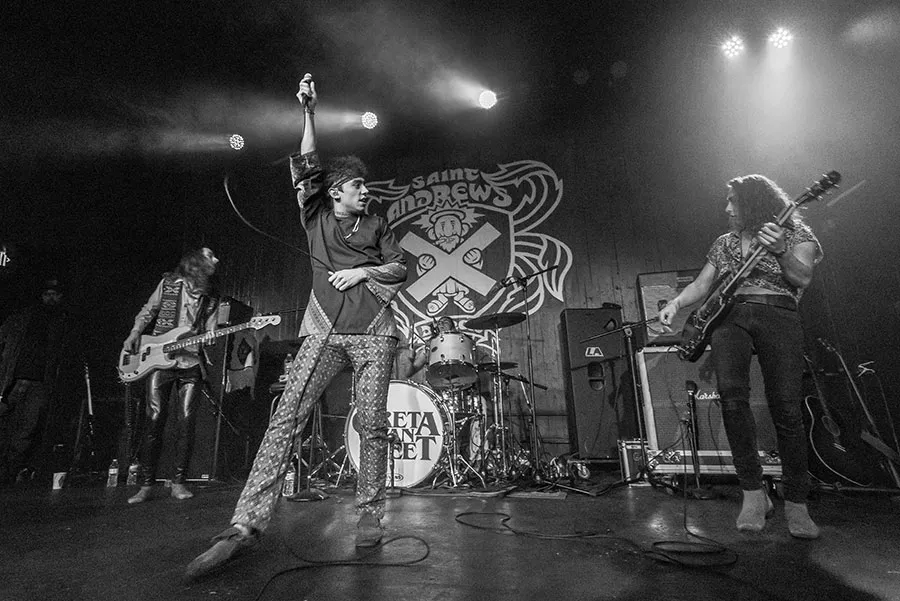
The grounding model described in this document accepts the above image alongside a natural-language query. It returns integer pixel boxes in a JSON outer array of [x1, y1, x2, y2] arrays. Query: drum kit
[[290, 310, 546, 491]]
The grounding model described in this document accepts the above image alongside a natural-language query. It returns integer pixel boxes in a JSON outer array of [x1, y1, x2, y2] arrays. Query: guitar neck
[[722, 199, 803, 297], [162, 322, 251, 353], [803, 355, 836, 421]]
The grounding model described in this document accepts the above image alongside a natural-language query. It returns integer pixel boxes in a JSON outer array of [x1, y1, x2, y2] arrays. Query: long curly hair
[[176, 247, 218, 294], [728, 174, 801, 233]]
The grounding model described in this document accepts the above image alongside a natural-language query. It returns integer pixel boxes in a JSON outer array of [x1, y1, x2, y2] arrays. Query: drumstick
[[411, 325, 432, 348]]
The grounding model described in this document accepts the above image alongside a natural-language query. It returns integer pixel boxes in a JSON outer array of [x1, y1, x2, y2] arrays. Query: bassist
[[121, 247, 220, 504], [659, 174, 823, 538]]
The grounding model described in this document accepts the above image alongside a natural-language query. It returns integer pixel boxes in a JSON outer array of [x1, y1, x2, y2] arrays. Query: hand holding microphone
[[296, 73, 317, 111]]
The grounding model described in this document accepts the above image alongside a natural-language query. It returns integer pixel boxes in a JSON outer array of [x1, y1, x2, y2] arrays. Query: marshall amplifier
[[636, 346, 781, 476], [636, 270, 701, 347]]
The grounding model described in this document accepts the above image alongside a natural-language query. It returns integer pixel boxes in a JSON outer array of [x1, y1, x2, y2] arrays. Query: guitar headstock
[[249, 314, 282, 329], [816, 337, 837, 354], [798, 171, 841, 207]]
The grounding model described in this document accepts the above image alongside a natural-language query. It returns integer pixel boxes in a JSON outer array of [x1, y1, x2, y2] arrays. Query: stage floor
[[2, 475, 899, 601]]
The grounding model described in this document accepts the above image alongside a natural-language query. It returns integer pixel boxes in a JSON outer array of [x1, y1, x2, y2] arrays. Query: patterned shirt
[[290, 151, 407, 337], [705, 222, 823, 301]]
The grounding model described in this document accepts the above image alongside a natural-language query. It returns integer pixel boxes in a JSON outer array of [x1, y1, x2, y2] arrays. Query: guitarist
[[659, 174, 823, 539], [121, 247, 220, 504]]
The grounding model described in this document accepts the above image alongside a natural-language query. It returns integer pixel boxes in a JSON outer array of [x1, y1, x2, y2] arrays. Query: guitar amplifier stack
[[636, 270, 701, 348], [636, 346, 782, 476]]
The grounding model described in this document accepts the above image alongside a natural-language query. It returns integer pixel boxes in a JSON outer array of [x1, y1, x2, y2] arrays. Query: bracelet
[[771, 247, 787, 258], [304, 109, 315, 115]]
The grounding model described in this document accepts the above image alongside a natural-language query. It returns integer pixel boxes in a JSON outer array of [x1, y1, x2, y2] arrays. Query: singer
[[186, 73, 407, 579], [659, 174, 823, 539]]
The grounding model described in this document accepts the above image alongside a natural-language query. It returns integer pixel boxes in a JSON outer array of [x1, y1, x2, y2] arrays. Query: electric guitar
[[117, 315, 281, 383], [677, 171, 841, 362], [801, 355, 871, 487], [70, 361, 99, 473]]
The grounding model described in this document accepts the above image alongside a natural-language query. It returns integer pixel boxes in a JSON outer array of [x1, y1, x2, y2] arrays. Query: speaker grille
[[637, 347, 777, 455]]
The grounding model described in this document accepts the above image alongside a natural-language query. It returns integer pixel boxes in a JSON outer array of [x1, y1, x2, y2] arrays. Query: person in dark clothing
[[0, 279, 75, 484], [659, 174, 822, 539], [122, 248, 220, 503]]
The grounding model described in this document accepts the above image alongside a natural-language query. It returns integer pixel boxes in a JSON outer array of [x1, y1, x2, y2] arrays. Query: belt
[[735, 294, 797, 311]]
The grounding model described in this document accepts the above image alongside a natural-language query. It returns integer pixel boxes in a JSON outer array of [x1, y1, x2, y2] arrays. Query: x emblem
[[400, 223, 501, 301]]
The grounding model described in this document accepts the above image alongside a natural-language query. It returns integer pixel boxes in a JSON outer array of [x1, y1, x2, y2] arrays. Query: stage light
[[768, 27, 793, 48], [478, 90, 497, 110], [361, 112, 378, 129], [722, 36, 745, 58], [229, 134, 244, 150]]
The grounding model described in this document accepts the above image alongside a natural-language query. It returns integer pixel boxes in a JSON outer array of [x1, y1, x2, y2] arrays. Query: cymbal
[[477, 361, 519, 372], [464, 312, 525, 330]]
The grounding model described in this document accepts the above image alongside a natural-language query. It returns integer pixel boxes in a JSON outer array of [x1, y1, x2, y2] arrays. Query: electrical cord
[[644, 423, 737, 568], [253, 535, 431, 601], [223, 172, 334, 273]]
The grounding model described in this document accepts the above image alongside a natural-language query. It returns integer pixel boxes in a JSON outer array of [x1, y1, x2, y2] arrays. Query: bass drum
[[345, 380, 447, 488]]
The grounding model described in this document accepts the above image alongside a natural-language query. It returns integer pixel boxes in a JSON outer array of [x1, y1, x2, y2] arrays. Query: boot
[[171, 482, 194, 500], [128, 486, 153, 504], [185, 526, 259, 581], [355, 514, 384, 547], [736, 488, 774, 532], [785, 501, 820, 539]]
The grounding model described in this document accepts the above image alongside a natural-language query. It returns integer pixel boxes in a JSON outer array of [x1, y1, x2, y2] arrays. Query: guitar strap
[[152, 275, 182, 336]]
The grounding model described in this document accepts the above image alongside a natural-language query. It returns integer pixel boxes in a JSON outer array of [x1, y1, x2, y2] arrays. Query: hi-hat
[[464, 312, 525, 330]]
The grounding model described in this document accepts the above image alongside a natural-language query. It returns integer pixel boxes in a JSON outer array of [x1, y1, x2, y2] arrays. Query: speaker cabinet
[[559, 308, 639, 460], [636, 270, 701, 347], [636, 346, 781, 475]]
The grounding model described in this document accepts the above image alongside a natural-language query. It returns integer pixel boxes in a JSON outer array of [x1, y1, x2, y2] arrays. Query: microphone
[[685, 380, 698, 395], [486, 276, 518, 297], [299, 73, 313, 107]]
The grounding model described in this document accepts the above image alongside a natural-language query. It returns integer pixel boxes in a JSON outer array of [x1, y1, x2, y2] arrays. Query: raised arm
[[289, 74, 326, 226], [297, 73, 317, 155]]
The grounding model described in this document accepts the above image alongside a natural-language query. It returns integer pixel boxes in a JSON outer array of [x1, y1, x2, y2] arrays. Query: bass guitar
[[677, 171, 841, 362], [801, 354, 871, 487], [117, 315, 281, 383]]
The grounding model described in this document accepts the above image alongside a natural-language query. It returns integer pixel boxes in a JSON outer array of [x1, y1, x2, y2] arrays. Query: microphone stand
[[684, 381, 716, 500], [580, 317, 657, 483], [506, 265, 558, 484]]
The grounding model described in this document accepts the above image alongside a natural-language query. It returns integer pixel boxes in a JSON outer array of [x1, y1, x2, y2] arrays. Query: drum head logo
[[368, 161, 573, 342]]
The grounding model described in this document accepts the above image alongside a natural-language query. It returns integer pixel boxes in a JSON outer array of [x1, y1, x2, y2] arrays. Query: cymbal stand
[[489, 325, 510, 477], [509, 264, 559, 481]]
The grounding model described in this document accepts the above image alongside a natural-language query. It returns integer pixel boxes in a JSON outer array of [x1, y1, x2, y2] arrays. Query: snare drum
[[426, 333, 477, 389], [439, 387, 484, 415], [345, 380, 447, 488]]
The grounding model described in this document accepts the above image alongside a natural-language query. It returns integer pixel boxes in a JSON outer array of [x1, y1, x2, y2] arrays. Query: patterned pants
[[231, 334, 397, 532]]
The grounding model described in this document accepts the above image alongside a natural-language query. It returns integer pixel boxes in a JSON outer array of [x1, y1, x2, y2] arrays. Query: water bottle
[[126, 462, 139, 486], [106, 459, 119, 487], [283, 453, 298, 495]]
